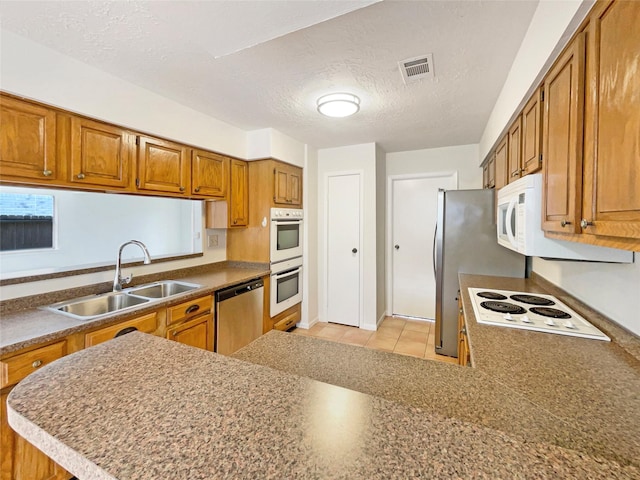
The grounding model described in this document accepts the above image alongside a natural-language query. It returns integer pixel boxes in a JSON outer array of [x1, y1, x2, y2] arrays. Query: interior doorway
[[388, 172, 458, 319]]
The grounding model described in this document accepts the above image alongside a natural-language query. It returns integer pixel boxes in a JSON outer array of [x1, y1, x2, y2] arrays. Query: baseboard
[[296, 316, 319, 330]]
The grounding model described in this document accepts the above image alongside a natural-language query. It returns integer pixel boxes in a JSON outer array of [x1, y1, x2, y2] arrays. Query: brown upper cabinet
[[579, 0, 640, 246], [521, 89, 543, 175], [274, 163, 302, 206], [541, 33, 585, 235], [507, 115, 522, 183], [482, 153, 495, 189], [192, 149, 229, 198], [0, 95, 58, 183], [229, 159, 249, 227], [494, 135, 509, 190], [69, 116, 134, 190], [136, 135, 190, 195]]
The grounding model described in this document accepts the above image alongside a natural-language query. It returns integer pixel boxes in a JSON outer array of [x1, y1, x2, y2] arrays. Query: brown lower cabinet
[[457, 296, 469, 367], [1, 341, 72, 480]]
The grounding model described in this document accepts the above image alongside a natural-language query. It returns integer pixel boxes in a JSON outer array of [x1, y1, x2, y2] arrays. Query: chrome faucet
[[113, 240, 151, 292]]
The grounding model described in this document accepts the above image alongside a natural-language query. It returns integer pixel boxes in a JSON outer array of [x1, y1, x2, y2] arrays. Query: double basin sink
[[42, 280, 203, 321]]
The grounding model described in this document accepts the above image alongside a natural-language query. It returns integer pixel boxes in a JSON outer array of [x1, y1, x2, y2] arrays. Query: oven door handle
[[272, 219, 303, 225], [273, 266, 302, 278]]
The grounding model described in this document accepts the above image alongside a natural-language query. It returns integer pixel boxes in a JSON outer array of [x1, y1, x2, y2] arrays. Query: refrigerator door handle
[[432, 224, 438, 280]]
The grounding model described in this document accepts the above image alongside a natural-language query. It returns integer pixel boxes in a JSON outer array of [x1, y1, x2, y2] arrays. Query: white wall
[[532, 258, 640, 335], [386, 144, 481, 189], [301, 145, 319, 328], [375, 144, 386, 324], [317, 143, 379, 330], [479, 0, 593, 161], [246, 128, 306, 167]]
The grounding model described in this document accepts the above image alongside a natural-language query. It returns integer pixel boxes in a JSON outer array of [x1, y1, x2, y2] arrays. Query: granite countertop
[[7, 332, 639, 479], [234, 274, 640, 470], [0, 262, 269, 356]]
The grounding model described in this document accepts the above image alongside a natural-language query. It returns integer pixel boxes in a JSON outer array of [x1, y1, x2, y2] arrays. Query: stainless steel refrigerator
[[434, 189, 526, 357]]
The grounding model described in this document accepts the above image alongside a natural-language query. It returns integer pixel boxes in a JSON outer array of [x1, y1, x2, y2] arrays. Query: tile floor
[[291, 316, 458, 364]]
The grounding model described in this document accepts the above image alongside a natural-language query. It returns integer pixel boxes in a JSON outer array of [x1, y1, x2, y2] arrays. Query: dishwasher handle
[[216, 278, 264, 302]]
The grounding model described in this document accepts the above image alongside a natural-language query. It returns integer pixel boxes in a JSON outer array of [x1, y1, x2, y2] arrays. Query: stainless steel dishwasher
[[215, 278, 264, 355]]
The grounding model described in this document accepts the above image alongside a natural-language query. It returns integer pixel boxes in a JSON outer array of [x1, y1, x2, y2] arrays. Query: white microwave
[[270, 208, 303, 263], [497, 174, 632, 262]]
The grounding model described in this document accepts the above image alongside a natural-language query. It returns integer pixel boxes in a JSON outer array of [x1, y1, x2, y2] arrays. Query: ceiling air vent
[[398, 53, 434, 84]]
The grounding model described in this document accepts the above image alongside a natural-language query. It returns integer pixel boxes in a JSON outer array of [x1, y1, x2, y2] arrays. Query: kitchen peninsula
[[6, 331, 639, 479]]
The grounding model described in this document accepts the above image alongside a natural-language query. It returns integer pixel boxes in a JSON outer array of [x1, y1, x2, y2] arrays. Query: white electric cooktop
[[468, 288, 610, 341]]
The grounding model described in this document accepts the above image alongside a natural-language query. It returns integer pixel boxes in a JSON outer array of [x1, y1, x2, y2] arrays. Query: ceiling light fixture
[[317, 93, 360, 118]]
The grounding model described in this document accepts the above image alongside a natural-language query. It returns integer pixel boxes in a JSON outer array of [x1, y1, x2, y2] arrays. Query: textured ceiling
[[0, 0, 539, 153]]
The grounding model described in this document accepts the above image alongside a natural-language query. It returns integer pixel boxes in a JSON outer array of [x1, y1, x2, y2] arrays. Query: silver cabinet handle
[[43, 170, 52, 177], [580, 219, 594, 229], [561, 220, 571, 227], [77, 173, 85, 179], [32, 359, 43, 368]]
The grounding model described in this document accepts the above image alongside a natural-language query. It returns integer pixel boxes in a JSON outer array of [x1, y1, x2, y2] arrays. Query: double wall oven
[[270, 208, 303, 316]]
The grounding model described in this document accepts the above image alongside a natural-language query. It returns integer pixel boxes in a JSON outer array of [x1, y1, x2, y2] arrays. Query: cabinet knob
[[560, 220, 572, 227], [194, 187, 200, 193], [580, 219, 594, 229], [32, 359, 43, 368], [76, 173, 85, 180], [42, 170, 52, 177], [511, 171, 520, 177], [179, 186, 186, 192]]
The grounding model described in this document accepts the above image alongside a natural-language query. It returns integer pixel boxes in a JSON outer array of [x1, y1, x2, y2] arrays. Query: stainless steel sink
[[42, 280, 204, 320], [44, 292, 150, 320], [126, 280, 201, 299]]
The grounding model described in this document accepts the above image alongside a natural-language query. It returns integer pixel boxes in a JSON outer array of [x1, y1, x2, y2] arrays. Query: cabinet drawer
[[1, 341, 66, 389], [85, 312, 158, 347], [273, 307, 300, 332], [166, 295, 213, 326]]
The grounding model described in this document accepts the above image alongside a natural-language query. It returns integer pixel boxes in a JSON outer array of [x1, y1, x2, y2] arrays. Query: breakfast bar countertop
[[7, 331, 639, 480]]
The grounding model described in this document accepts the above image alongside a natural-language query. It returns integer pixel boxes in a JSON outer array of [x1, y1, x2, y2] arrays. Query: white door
[[391, 174, 457, 319], [326, 173, 360, 327]]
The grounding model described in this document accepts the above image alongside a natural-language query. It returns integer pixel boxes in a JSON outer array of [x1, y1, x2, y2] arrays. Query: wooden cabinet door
[[192, 150, 229, 198], [274, 167, 289, 204], [288, 169, 302, 206], [84, 312, 158, 348], [581, 0, 640, 244], [494, 136, 509, 190], [487, 154, 496, 189], [136, 136, 190, 195], [166, 315, 212, 351], [229, 159, 248, 226], [0, 96, 57, 183], [273, 164, 302, 206], [69, 116, 133, 189], [507, 116, 522, 183], [521, 90, 543, 175], [482, 162, 490, 189], [542, 34, 585, 234]]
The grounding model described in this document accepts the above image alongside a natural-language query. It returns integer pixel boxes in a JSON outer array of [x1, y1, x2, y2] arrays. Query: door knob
[[394, 245, 400, 250], [352, 248, 358, 253]]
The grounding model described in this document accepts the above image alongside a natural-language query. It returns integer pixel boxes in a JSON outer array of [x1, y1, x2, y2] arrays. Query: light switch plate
[[208, 234, 219, 247]]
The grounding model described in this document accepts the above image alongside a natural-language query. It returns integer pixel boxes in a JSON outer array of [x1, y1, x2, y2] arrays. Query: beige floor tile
[[339, 328, 373, 346], [315, 325, 346, 341], [291, 327, 311, 336], [380, 317, 406, 329], [365, 335, 398, 352], [399, 328, 428, 343], [403, 320, 432, 334], [307, 323, 326, 335], [393, 339, 427, 358], [376, 325, 403, 340]]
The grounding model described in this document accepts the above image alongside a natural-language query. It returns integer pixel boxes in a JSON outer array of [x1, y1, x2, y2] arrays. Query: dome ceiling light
[[317, 93, 360, 118]]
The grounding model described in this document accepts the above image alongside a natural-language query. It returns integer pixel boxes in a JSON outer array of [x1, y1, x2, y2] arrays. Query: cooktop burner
[[476, 291, 508, 300], [467, 288, 610, 341], [529, 307, 571, 319], [480, 301, 526, 315], [509, 294, 555, 306]]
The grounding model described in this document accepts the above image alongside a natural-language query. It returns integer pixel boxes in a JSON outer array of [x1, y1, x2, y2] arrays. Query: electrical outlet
[[208, 234, 219, 247]]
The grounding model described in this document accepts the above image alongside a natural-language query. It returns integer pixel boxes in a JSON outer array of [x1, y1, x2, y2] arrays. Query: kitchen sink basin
[[42, 280, 204, 320], [44, 292, 150, 320], [126, 280, 201, 299]]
